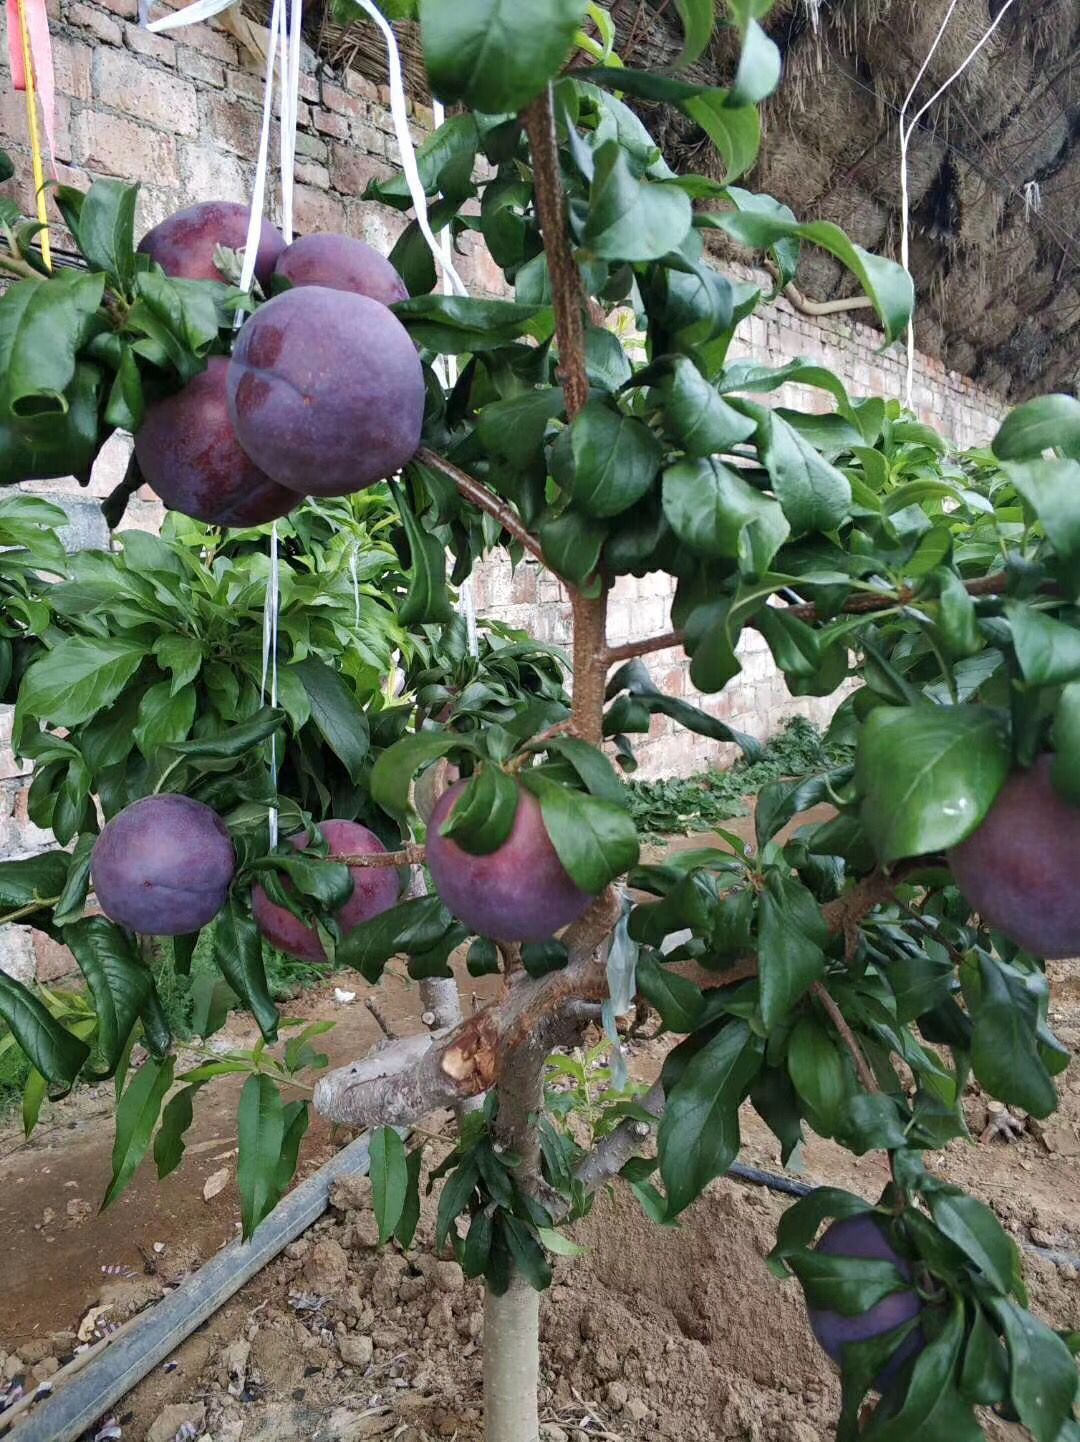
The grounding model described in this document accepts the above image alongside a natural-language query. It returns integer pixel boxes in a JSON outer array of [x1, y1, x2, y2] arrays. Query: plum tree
[[426, 780, 592, 943], [804, 1215, 925, 1390], [252, 819, 400, 962], [134, 358, 299, 527], [274, 233, 409, 306], [226, 286, 425, 496], [90, 794, 235, 936], [137, 201, 284, 288], [948, 754, 1080, 958]]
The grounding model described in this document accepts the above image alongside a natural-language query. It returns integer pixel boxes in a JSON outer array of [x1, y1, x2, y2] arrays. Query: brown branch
[[604, 573, 1014, 666], [812, 981, 879, 1094], [415, 447, 545, 565], [523, 88, 589, 419], [764, 259, 876, 317], [326, 844, 426, 868]]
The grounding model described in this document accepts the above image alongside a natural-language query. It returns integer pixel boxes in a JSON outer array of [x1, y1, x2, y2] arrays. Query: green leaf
[[545, 736, 628, 807], [154, 1084, 197, 1180], [0, 271, 105, 419], [1006, 601, 1080, 686], [636, 951, 704, 1032], [971, 956, 1057, 1120], [477, 390, 565, 467], [559, 400, 662, 518], [1005, 458, 1080, 564], [128, 272, 220, 382], [467, 936, 500, 976], [728, 18, 781, 106], [336, 896, 454, 981], [19, 636, 147, 727], [658, 1020, 763, 1216], [372, 730, 476, 820], [992, 1298, 1079, 1442], [420, 0, 587, 114], [213, 898, 279, 1043], [103, 1055, 175, 1208], [787, 1250, 910, 1317], [395, 480, 454, 626], [993, 394, 1080, 462], [0, 359, 104, 483], [52, 834, 95, 928], [749, 405, 852, 534], [104, 344, 145, 432], [22, 1067, 47, 1138], [0, 149, 12, 183], [757, 871, 827, 1030], [65, 917, 151, 1075], [682, 93, 761, 183], [502, 1214, 553, 1292], [276, 1100, 309, 1197], [0, 850, 71, 913], [0, 971, 90, 1089], [671, 0, 714, 65], [370, 1126, 409, 1246], [787, 1014, 848, 1136], [662, 457, 790, 568], [583, 141, 693, 262], [934, 569, 980, 660], [927, 1189, 1020, 1296], [394, 1145, 424, 1249], [713, 211, 913, 344], [663, 357, 756, 457], [749, 1066, 803, 1166], [861, 1300, 971, 1442], [236, 1073, 286, 1238], [770, 1187, 872, 1265], [521, 772, 639, 893], [440, 765, 520, 854], [76, 179, 139, 291], [435, 1158, 479, 1251], [856, 705, 1010, 864], [153, 634, 203, 696], [539, 509, 606, 591], [293, 658, 370, 783], [1052, 683, 1080, 804], [170, 705, 284, 760], [393, 295, 553, 351], [536, 1225, 586, 1257], [134, 680, 196, 757]]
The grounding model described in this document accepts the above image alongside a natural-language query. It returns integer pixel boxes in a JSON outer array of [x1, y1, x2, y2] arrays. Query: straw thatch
[[297, 0, 1077, 401]]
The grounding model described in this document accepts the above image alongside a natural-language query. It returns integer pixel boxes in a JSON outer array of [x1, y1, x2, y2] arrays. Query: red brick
[[314, 109, 349, 141], [52, 36, 94, 101], [181, 21, 239, 64], [329, 142, 389, 197], [97, 0, 138, 16], [73, 109, 179, 186], [92, 46, 198, 135], [178, 44, 226, 86], [343, 69, 379, 102], [292, 183, 345, 234], [294, 157, 329, 190], [322, 83, 363, 119], [199, 91, 272, 157], [69, 1, 123, 44], [31, 930, 78, 984]]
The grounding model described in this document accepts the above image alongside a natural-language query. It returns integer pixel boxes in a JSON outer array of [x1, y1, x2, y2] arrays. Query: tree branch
[[415, 447, 546, 565], [318, 844, 426, 868], [811, 980, 878, 1093], [605, 629, 685, 664]]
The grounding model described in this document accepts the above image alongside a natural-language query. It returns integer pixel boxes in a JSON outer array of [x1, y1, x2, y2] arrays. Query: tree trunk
[[483, 1037, 546, 1442]]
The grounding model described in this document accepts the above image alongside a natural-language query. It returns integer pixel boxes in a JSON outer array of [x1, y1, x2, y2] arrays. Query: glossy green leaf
[[728, 19, 781, 106], [545, 736, 628, 806], [928, 1189, 1020, 1297], [134, 680, 196, 757], [104, 344, 145, 432], [787, 1250, 911, 1317], [539, 509, 606, 592], [749, 405, 852, 534], [65, 917, 151, 1076], [153, 634, 202, 696], [52, 834, 95, 928], [170, 706, 284, 760], [213, 898, 279, 1043], [0, 971, 90, 1088], [370, 1125, 408, 1246], [658, 1020, 763, 1216], [103, 1054, 175, 1208], [420, 0, 587, 114], [154, 1084, 197, 1180], [672, 0, 714, 65], [293, 657, 370, 783], [1005, 458, 1080, 564], [236, 1073, 285, 1238], [971, 956, 1057, 1120], [394, 1145, 424, 1249], [1052, 683, 1080, 804], [276, 1100, 309, 1197], [76, 179, 139, 291], [522, 771, 639, 893], [787, 1014, 848, 1136], [393, 295, 553, 351], [1006, 602, 1080, 686], [336, 896, 454, 980], [993, 394, 1080, 462], [856, 705, 1010, 864], [372, 730, 478, 820], [859, 1302, 970, 1442], [0, 271, 105, 418], [664, 357, 756, 457], [662, 457, 790, 567], [757, 871, 827, 1029], [0, 850, 71, 914], [19, 636, 147, 727], [636, 951, 705, 1032], [560, 400, 662, 518], [440, 765, 520, 854], [583, 142, 694, 262], [477, 390, 565, 467], [712, 211, 913, 343], [395, 482, 454, 626], [992, 1298, 1079, 1442]]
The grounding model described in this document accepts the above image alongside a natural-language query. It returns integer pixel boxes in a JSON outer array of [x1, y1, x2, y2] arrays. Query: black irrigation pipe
[[727, 1160, 1080, 1271], [3, 1131, 377, 1442]]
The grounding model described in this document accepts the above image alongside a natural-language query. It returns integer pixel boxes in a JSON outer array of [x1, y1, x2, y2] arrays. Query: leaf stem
[[811, 980, 879, 1094], [0, 895, 61, 927]]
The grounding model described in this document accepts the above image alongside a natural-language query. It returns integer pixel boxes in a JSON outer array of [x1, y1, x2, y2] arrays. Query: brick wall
[[0, 2, 1009, 976]]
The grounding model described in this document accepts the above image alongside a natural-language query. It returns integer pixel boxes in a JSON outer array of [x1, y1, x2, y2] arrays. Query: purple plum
[[226, 286, 425, 496], [274, 233, 409, 306], [426, 781, 593, 944], [948, 753, 1080, 959], [91, 794, 235, 936], [252, 820, 400, 963], [806, 1214, 925, 1391], [134, 358, 299, 527], [137, 201, 284, 289]]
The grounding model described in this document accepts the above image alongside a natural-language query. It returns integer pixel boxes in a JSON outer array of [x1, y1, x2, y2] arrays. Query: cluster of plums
[[89, 777, 592, 952], [133, 201, 424, 527]]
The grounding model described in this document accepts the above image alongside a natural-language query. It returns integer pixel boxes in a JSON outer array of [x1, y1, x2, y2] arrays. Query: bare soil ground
[[2, 822, 1079, 1441]]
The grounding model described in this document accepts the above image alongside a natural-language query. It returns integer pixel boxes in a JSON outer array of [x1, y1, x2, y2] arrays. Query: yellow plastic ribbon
[[14, 0, 51, 270]]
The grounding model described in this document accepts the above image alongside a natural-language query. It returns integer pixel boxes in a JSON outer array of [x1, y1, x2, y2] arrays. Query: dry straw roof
[[308, 0, 1076, 400]]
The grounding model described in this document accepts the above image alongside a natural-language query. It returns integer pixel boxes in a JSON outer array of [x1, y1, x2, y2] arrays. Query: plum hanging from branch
[[226, 286, 425, 496], [252, 820, 401, 962], [948, 753, 1080, 959], [90, 794, 236, 936], [137, 201, 284, 288], [134, 358, 299, 527], [274, 233, 409, 306]]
